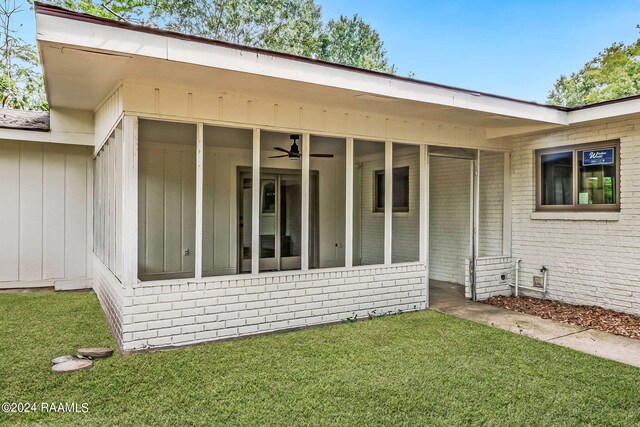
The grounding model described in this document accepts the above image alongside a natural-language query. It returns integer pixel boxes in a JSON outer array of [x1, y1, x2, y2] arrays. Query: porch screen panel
[[258, 131, 304, 272], [310, 136, 346, 269], [202, 125, 253, 277], [138, 119, 197, 281], [392, 143, 420, 263], [93, 122, 123, 280], [353, 139, 385, 266]]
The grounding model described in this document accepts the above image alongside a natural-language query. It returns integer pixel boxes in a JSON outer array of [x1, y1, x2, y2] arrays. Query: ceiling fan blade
[[310, 153, 334, 158], [269, 154, 289, 158], [274, 147, 291, 154]]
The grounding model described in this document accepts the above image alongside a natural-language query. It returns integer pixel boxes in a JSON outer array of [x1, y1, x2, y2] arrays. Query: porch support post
[[301, 133, 310, 271], [345, 137, 354, 268], [251, 128, 261, 274], [384, 140, 393, 265], [471, 150, 481, 301], [195, 123, 204, 279], [121, 115, 138, 286]]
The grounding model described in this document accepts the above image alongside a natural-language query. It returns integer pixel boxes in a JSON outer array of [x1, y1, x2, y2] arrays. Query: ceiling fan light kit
[[269, 134, 335, 159]]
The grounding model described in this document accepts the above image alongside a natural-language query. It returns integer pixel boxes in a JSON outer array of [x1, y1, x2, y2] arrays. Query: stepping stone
[[51, 358, 92, 373], [77, 347, 113, 359], [51, 355, 76, 365]]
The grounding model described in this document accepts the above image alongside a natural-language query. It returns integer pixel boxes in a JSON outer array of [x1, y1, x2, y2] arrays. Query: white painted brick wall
[[465, 256, 513, 300], [505, 116, 640, 314], [429, 157, 471, 284], [92, 256, 124, 349], [479, 152, 504, 256], [120, 263, 427, 351]]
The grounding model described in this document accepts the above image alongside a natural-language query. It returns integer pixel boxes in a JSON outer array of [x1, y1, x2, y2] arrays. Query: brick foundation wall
[[92, 256, 124, 350], [120, 262, 427, 351], [465, 256, 513, 301]]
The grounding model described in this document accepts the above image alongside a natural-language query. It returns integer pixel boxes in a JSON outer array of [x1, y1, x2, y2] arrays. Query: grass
[[1, 292, 639, 426]]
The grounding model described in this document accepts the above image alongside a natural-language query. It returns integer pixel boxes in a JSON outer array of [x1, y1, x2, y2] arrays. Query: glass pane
[[280, 176, 301, 262], [393, 167, 410, 210], [578, 149, 616, 205], [353, 139, 385, 266], [392, 144, 419, 263], [260, 178, 277, 260], [541, 151, 573, 205]]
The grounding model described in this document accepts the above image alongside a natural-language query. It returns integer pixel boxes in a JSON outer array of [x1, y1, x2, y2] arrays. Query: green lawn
[[1, 292, 639, 426]]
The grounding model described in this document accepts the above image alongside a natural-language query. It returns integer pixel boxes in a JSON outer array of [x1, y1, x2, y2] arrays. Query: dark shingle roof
[[0, 108, 50, 131]]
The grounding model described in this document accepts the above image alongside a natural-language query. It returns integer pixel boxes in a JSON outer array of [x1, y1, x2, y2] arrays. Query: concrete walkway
[[430, 280, 640, 368]]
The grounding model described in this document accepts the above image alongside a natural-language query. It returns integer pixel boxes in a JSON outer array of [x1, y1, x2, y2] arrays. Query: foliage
[[317, 14, 396, 73], [155, 0, 323, 58], [548, 36, 640, 107], [0, 0, 47, 110], [1, 291, 640, 425], [45, 0, 154, 24]]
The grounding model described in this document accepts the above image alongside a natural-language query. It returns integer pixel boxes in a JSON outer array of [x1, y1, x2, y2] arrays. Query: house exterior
[[1, 3, 639, 352]]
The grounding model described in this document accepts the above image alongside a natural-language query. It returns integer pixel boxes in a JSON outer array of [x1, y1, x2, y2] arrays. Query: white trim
[[0, 128, 93, 146], [251, 128, 260, 274], [121, 115, 138, 285], [384, 140, 392, 265], [301, 133, 310, 271], [195, 123, 204, 279], [345, 137, 354, 268], [568, 99, 640, 124], [530, 211, 620, 221], [419, 144, 428, 264], [138, 261, 425, 287]]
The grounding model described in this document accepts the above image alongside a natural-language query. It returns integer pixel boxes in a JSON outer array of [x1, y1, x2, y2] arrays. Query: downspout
[[514, 259, 521, 297]]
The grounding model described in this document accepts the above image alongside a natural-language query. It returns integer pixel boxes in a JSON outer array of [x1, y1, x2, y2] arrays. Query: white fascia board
[[166, 37, 568, 124], [0, 128, 93, 145], [37, 13, 568, 126], [568, 98, 640, 124]]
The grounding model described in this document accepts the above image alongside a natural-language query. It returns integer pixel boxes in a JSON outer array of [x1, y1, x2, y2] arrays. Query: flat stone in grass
[[77, 347, 113, 359], [51, 358, 93, 373], [51, 355, 76, 365]]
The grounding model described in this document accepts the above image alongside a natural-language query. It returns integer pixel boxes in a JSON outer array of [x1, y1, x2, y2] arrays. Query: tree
[[46, 0, 153, 24], [548, 36, 640, 107], [0, 0, 47, 110], [317, 14, 396, 74], [154, 0, 323, 57]]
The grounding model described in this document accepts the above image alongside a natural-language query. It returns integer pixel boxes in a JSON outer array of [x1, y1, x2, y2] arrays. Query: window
[[375, 166, 410, 212], [536, 141, 620, 211]]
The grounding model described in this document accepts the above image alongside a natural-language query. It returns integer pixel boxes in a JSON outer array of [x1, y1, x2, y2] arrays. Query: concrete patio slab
[[429, 280, 640, 368]]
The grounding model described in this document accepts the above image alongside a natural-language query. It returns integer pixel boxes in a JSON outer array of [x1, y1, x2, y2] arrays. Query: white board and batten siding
[[0, 140, 93, 288]]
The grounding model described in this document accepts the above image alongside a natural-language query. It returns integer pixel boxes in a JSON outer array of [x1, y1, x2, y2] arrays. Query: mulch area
[[485, 295, 640, 340]]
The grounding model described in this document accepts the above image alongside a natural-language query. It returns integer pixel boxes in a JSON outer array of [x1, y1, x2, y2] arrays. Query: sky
[[15, 0, 640, 103]]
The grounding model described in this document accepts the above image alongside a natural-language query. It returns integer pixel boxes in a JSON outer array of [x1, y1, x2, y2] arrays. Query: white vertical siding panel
[[42, 144, 66, 279], [202, 150, 215, 272], [182, 149, 196, 273], [19, 142, 43, 281], [64, 145, 88, 278], [164, 150, 182, 272], [0, 141, 20, 281], [146, 149, 164, 274], [213, 153, 230, 270]]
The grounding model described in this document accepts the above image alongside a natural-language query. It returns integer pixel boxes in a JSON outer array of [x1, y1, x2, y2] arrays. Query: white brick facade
[[465, 256, 513, 300], [504, 116, 640, 314], [96, 260, 427, 352]]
